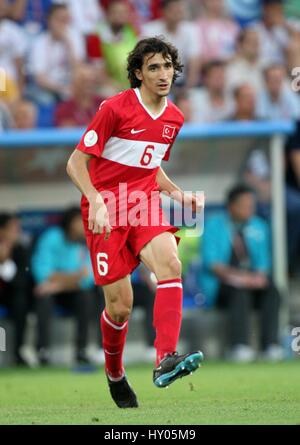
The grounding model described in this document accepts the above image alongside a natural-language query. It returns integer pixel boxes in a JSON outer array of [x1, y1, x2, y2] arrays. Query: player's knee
[[108, 301, 132, 323], [113, 307, 131, 323], [165, 254, 182, 278]]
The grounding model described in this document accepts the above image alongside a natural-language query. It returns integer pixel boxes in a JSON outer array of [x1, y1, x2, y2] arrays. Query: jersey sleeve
[[162, 127, 182, 161], [162, 108, 184, 162], [76, 101, 116, 158], [162, 140, 175, 162]]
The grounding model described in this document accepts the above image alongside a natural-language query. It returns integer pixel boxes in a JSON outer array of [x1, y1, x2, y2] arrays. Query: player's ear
[[134, 69, 143, 81]]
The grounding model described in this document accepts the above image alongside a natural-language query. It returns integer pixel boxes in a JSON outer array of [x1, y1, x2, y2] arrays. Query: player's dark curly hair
[[127, 37, 184, 88]]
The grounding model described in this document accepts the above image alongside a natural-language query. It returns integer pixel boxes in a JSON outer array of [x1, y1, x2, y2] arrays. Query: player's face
[[136, 53, 174, 98]]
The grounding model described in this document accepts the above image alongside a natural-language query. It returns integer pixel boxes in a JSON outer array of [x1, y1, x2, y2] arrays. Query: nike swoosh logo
[[131, 128, 146, 134]]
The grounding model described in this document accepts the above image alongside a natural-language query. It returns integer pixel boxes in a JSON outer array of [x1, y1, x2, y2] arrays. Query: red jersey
[[77, 88, 184, 225]]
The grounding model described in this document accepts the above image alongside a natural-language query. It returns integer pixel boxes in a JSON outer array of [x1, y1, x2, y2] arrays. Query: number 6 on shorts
[[96, 252, 108, 276]]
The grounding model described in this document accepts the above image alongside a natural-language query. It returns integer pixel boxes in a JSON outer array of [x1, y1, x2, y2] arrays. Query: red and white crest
[[163, 125, 176, 139]]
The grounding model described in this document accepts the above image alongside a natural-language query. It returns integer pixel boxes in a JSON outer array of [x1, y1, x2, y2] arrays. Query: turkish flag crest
[[163, 125, 176, 139]]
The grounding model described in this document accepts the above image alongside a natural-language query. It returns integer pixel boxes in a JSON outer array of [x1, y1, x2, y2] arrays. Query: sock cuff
[[157, 278, 182, 289], [106, 368, 125, 382], [102, 310, 128, 330]]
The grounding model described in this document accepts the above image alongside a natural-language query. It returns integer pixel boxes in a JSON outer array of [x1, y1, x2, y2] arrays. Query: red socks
[[153, 278, 183, 365], [100, 309, 128, 380], [101, 277, 183, 373]]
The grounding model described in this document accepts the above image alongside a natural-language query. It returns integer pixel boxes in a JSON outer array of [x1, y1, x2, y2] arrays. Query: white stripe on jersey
[[101, 137, 170, 169]]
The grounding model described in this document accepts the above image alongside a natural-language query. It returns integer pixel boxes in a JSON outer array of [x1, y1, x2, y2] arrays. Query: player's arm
[[156, 166, 183, 199], [66, 149, 111, 238], [156, 167, 204, 212]]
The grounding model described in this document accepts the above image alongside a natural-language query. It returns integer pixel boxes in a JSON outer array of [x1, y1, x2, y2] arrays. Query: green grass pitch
[[0, 361, 299, 425]]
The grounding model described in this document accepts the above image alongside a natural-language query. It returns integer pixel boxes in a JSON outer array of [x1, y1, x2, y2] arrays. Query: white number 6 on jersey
[[96, 252, 108, 276]]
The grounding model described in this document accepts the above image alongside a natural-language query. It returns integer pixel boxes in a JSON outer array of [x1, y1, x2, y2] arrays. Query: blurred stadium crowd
[[0, 0, 299, 128], [1, 0, 300, 366]]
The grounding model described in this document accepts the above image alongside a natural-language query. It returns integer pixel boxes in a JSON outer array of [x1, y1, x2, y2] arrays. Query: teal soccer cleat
[[153, 351, 204, 388]]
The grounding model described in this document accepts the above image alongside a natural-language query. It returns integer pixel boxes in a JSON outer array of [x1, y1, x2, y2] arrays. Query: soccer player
[[66, 37, 204, 408]]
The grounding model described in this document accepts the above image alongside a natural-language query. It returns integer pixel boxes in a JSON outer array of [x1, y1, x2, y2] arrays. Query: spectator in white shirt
[[256, 64, 300, 120], [141, 0, 201, 88], [188, 60, 235, 123], [28, 3, 86, 104], [0, 1, 27, 94], [226, 28, 265, 93], [196, 0, 240, 63], [250, 0, 300, 69], [67, 0, 104, 36]]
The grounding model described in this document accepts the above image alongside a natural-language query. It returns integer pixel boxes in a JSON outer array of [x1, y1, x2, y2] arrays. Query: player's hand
[[88, 198, 112, 240], [182, 191, 205, 212]]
